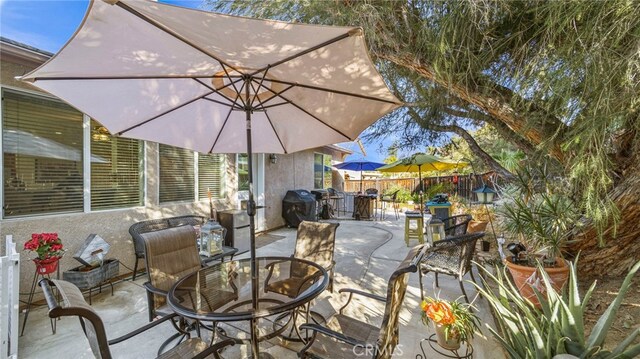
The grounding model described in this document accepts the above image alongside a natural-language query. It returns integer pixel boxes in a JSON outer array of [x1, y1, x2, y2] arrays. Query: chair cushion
[[157, 338, 208, 359], [265, 277, 314, 298], [467, 220, 488, 233], [305, 314, 379, 359]]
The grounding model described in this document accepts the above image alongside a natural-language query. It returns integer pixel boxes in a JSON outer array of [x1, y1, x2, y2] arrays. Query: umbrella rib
[[222, 64, 247, 109], [267, 78, 400, 105], [278, 93, 353, 141], [252, 84, 295, 109], [249, 30, 354, 77], [207, 105, 235, 154], [192, 78, 243, 110], [249, 81, 287, 154], [117, 91, 214, 135], [115, 1, 242, 74]]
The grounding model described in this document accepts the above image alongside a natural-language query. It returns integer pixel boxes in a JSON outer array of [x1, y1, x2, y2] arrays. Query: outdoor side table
[[405, 211, 424, 246], [200, 245, 238, 266], [168, 256, 328, 358]]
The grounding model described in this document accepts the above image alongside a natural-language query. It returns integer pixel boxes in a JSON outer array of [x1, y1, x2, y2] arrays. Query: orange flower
[[423, 300, 456, 325]]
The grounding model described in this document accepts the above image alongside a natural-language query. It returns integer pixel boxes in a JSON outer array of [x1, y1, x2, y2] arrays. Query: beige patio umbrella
[[19, 1, 402, 356]]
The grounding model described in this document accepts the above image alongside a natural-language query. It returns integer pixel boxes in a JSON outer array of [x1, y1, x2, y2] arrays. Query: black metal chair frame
[[418, 232, 485, 303], [298, 245, 428, 359], [379, 189, 400, 220], [39, 278, 236, 359]]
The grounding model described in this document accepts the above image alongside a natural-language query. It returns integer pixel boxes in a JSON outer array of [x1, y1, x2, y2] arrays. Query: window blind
[[2, 90, 84, 217], [159, 144, 194, 203], [90, 120, 143, 210], [198, 153, 223, 200], [237, 154, 249, 191]]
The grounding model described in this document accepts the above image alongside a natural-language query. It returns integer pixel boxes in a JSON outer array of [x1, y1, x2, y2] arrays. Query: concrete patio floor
[[18, 213, 505, 358]]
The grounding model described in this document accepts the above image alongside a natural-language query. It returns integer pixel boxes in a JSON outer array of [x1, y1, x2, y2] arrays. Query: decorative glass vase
[[33, 257, 60, 275], [434, 323, 461, 350]]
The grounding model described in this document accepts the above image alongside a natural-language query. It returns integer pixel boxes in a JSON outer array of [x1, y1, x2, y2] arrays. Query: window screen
[[159, 144, 194, 203], [198, 153, 223, 200], [2, 90, 84, 217], [90, 120, 144, 210]]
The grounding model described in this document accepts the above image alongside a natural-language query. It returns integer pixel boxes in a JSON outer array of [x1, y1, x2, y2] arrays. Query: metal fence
[[344, 172, 499, 202]]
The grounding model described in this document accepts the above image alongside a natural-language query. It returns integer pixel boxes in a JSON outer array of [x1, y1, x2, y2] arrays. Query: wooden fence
[[344, 172, 499, 202]]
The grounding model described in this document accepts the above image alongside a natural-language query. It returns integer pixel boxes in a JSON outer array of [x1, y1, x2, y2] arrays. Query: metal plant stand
[[415, 335, 473, 359], [20, 263, 59, 336]]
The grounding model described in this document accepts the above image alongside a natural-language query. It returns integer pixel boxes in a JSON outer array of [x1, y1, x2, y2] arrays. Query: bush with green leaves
[[499, 164, 581, 265], [474, 259, 640, 359]]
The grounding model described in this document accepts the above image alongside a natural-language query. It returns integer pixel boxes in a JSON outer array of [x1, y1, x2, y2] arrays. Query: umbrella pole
[[419, 165, 424, 215], [244, 81, 260, 359], [360, 169, 363, 193]]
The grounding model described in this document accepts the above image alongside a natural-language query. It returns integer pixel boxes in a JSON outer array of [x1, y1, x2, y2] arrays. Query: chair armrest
[[338, 288, 385, 302], [263, 255, 294, 292], [108, 313, 178, 345], [192, 338, 239, 359], [338, 288, 385, 314], [299, 323, 368, 347], [143, 282, 168, 297]]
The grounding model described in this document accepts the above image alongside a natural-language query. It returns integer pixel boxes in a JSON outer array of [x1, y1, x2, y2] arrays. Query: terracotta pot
[[504, 257, 570, 308], [434, 323, 461, 350], [33, 257, 60, 275]]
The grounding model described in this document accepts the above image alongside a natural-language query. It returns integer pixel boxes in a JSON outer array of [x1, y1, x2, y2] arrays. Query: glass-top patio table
[[167, 256, 328, 348]]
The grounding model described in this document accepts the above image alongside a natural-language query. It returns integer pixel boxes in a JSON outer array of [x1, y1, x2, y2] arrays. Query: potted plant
[[499, 164, 581, 306], [474, 259, 640, 358], [420, 296, 480, 350], [23, 233, 64, 275]]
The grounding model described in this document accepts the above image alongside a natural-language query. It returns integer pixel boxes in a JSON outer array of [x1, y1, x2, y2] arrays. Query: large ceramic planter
[[434, 324, 461, 350], [504, 257, 570, 307]]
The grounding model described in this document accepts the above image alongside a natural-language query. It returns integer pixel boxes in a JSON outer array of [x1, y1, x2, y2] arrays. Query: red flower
[[25, 233, 64, 260]]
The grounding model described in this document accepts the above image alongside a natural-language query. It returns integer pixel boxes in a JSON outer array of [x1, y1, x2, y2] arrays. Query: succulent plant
[[474, 259, 640, 359]]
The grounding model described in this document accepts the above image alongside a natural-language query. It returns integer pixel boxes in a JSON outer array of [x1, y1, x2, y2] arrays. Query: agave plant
[[474, 259, 640, 359]]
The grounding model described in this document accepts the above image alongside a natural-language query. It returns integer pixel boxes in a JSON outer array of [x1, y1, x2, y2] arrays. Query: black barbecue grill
[[282, 190, 317, 227]]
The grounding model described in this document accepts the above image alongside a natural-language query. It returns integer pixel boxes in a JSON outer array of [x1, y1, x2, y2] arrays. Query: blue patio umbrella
[[334, 161, 385, 192]]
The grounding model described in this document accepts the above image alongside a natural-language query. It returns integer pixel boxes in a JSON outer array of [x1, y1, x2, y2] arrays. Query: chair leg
[[418, 269, 425, 300], [435, 272, 439, 288], [132, 256, 139, 281], [459, 278, 470, 303]]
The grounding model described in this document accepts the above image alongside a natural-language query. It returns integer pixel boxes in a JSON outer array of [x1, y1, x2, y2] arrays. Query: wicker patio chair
[[418, 232, 484, 303], [128, 215, 206, 280], [441, 214, 473, 236], [298, 244, 427, 359], [39, 278, 236, 359]]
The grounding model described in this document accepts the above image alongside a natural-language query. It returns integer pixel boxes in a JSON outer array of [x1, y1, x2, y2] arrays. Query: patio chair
[[418, 232, 484, 303], [265, 221, 339, 296], [327, 188, 346, 216], [379, 189, 400, 220], [298, 244, 427, 359], [264, 221, 339, 341], [442, 214, 473, 236], [129, 215, 206, 280], [364, 188, 379, 219], [39, 278, 236, 359]]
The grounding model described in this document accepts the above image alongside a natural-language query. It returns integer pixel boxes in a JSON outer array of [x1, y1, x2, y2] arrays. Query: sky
[[0, 0, 392, 162]]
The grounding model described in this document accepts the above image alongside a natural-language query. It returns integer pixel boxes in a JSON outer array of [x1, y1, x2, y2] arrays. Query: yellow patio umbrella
[[378, 153, 468, 213]]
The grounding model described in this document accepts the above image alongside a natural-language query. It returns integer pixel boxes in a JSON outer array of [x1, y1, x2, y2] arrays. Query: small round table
[[168, 256, 328, 358]]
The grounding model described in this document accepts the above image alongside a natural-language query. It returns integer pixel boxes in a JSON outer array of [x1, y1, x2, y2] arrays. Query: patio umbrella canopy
[[378, 153, 468, 213], [334, 160, 385, 192], [20, 1, 401, 356]]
